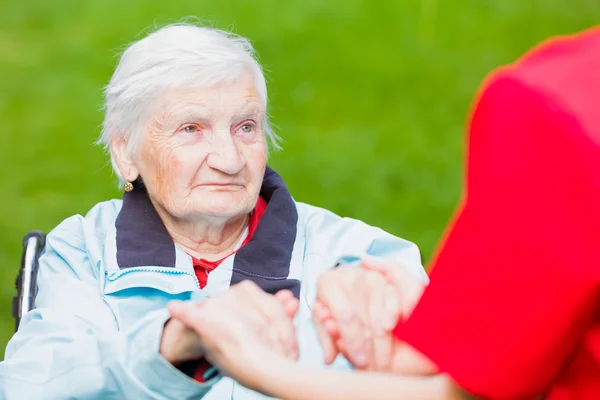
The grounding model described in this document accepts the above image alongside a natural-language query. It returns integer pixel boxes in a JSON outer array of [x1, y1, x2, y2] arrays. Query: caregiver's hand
[[314, 259, 426, 372], [166, 281, 300, 390]]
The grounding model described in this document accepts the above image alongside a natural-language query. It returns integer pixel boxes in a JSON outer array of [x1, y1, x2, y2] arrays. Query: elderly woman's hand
[[313, 259, 426, 372], [165, 281, 300, 389]]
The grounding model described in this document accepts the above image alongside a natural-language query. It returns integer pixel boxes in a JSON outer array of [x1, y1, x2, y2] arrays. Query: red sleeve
[[395, 74, 600, 399]]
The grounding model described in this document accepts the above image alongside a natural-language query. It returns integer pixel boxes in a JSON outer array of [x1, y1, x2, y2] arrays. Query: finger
[[361, 259, 421, 327], [382, 282, 403, 330], [313, 301, 339, 336], [167, 301, 229, 361], [314, 300, 334, 319], [275, 290, 300, 319], [312, 309, 338, 364], [167, 300, 188, 317], [312, 300, 330, 320], [274, 289, 294, 303], [323, 317, 339, 337], [361, 258, 413, 290], [317, 270, 368, 367], [236, 281, 284, 325], [367, 274, 393, 371], [160, 315, 203, 363], [349, 272, 375, 370], [238, 282, 299, 360], [168, 301, 202, 327], [361, 258, 397, 280], [284, 297, 300, 319], [335, 337, 347, 356], [272, 303, 300, 361]]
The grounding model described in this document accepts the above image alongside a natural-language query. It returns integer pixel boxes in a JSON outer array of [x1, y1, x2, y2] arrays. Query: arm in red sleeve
[[395, 73, 600, 399]]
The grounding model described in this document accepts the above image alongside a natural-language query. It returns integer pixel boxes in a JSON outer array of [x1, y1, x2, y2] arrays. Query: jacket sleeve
[[300, 204, 428, 301], [0, 220, 218, 400]]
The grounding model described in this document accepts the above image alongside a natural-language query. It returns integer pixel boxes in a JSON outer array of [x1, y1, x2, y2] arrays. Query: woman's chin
[[186, 192, 254, 219]]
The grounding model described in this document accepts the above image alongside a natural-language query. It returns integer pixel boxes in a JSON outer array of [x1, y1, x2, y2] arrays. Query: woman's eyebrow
[[231, 105, 264, 123], [165, 110, 212, 126]]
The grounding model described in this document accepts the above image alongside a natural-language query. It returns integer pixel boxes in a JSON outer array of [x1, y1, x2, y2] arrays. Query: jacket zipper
[[107, 267, 200, 287]]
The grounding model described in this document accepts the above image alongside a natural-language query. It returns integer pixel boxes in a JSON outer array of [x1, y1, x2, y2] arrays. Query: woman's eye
[[238, 123, 254, 134], [182, 125, 198, 134]]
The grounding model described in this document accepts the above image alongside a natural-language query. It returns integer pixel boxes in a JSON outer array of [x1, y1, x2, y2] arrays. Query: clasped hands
[[159, 259, 427, 390]]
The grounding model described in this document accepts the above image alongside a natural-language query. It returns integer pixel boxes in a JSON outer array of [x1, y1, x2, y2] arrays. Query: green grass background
[[1, 0, 599, 357]]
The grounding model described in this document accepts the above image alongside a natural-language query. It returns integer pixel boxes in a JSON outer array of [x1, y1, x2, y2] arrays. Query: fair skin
[[168, 281, 301, 381], [111, 72, 268, 364], [169, 269, 473, 400], [285, 260, 473, 399], [313, 259, 437, 374]]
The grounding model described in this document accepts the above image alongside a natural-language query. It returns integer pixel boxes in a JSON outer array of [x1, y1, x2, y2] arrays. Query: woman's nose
[[206, 132, 246, 175]]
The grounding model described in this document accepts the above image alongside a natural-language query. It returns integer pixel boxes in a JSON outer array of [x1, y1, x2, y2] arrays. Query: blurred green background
[[1, 0, 599, 357]]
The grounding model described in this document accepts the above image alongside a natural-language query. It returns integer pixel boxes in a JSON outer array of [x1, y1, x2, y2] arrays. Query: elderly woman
[[0, 23, 426, 399]]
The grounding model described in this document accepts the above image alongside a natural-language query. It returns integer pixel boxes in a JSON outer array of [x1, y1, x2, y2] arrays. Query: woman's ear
[[110, 137, 139, 182]]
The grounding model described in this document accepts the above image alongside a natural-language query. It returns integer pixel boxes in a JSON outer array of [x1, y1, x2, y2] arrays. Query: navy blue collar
[[115, 166, 301, 297]]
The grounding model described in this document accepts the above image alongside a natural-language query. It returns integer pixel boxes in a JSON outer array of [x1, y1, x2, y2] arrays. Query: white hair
[[98, 22, 280, 182]]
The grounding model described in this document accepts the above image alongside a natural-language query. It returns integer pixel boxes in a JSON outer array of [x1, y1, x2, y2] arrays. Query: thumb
[[168, 301, 203, 326], [167, 300, 188, 317]]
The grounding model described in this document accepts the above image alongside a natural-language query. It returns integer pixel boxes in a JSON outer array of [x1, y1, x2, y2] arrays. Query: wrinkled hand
[[165, 281, 300, 390], [313, 259, 426, 371], [159, 313, 206, 365]]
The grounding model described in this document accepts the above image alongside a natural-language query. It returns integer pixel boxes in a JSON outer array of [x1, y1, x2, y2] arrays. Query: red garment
[[191, 196, 267, 289], [190, 196, 267, 383], [395, 28, 600, 399]]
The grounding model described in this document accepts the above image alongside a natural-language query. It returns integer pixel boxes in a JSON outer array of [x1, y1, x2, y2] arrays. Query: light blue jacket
[[0, 168, 426, 399]]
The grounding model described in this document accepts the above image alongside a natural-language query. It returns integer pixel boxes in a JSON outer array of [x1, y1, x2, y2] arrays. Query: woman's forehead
[[152, 90, 264, 128], [163, 98, 263, 119], [159, 80, 264, 114]]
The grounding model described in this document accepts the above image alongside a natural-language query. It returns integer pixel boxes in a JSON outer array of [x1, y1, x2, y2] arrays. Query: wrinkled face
[[123, 73, 267, 221]]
